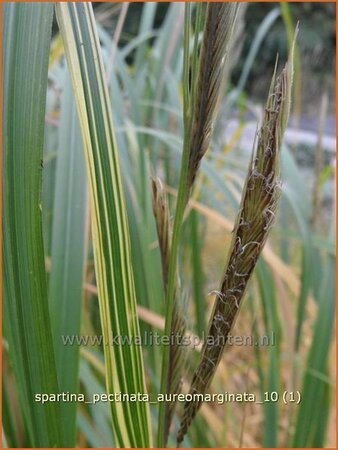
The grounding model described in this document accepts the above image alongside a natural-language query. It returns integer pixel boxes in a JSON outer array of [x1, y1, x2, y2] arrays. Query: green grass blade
[[134, 2, 157, 74], [189, 210, 206, 337], [42, 89, 59, 256], [48, 71, 88, 446], [294, 242, 312, 351], [2, 3, 63, 446], [55, 3, 152, 447], [292, 251, 335, 447], [256, 260, 282, 447], [311, 378, 331, 446]]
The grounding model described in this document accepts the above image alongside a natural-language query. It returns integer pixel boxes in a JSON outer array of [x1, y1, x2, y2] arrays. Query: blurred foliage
[[232, 2, 335, 106]]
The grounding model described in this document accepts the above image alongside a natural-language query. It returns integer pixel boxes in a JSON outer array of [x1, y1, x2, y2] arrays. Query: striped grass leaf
[[48, 71, 88, 446], [123, 144, 164, 377], [100, 24, 165, 378], [55, 3, 152, 447], [177, 31, 297, 445], [2, 3, 63, 447]]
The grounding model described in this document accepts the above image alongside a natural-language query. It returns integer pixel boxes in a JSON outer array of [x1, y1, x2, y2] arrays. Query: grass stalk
[[157, 6, 192, 445], [152, 177, 187, 441]]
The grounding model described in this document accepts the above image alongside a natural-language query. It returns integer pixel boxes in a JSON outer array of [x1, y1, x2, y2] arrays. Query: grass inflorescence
[[177, 30, 297, 445]]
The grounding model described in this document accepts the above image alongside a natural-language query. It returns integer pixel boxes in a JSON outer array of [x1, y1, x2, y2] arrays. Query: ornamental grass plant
[[3, 2, 335, 448]]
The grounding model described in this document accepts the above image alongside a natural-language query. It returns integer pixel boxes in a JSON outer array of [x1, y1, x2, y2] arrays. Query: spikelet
[[177, 30, 297, 446], [152, 178, 172, 287]]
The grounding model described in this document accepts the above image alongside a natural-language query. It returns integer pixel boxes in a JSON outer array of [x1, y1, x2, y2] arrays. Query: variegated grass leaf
[[56, 3, 152, 447], [177, 30, 297, 445]]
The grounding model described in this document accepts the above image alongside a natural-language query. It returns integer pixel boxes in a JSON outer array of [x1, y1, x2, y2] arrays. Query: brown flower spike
[[186, 3, 239, 195], [177, 29, 297, 446]]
